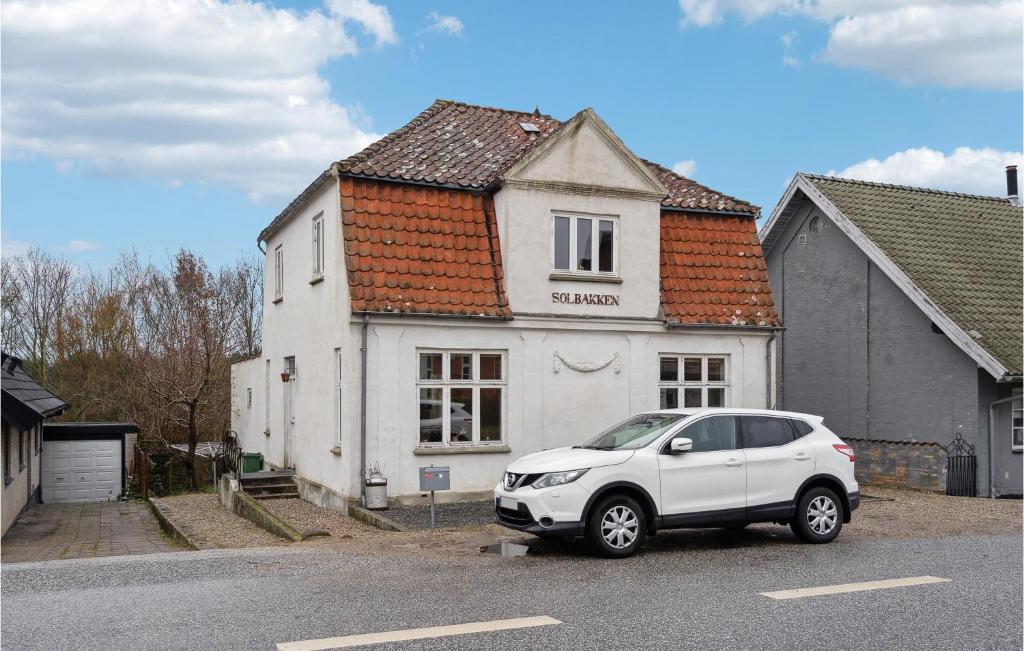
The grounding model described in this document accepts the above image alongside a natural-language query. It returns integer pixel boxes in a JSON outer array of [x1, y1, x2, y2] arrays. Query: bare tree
[[228, 252, 263, 357], [131, 250, 238, 488], [2, 247, 77, 381]]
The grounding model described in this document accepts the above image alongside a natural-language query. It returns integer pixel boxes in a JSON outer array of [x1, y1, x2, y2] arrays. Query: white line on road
[[760, 575, 951, 600], [276, 615, 562, 651]]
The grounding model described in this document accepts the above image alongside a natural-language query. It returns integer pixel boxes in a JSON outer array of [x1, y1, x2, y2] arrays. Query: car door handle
[[794, 453, 812, 461], [724, 459, 743, 467]]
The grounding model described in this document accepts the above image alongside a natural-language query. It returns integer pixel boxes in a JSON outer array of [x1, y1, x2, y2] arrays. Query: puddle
[[480, 542, 531, 557]]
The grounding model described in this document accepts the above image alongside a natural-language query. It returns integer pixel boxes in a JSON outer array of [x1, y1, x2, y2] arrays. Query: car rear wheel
[[790, 487, 843, 544], [587, 495, 646, 558]]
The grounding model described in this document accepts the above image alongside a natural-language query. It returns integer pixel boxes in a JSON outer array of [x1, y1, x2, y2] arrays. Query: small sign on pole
[[419, 465, 450, 527]]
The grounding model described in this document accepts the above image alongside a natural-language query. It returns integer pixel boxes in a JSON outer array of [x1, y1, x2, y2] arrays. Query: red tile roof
[[645, 159, 757, 215], [341, 177, 511, 317], [660, 211, 780, 326]]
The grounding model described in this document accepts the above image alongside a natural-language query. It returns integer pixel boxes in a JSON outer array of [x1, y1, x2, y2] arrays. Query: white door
[[657, 415, 746, 518], [283, 376, 295, 468], [42, 439, 122, 503], [740, 415, 814, 507]]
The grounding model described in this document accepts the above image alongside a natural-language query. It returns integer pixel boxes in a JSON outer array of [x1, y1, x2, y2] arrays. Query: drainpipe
[[359, 313, 369, 506], [765, 331, 777, 409], [987, 394, 1021, 499]]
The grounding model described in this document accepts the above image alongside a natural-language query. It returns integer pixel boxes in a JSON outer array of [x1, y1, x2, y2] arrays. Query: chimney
[[1007, 165, 1020, 206]]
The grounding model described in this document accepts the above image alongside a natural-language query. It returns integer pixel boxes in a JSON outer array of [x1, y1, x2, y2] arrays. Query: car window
[[673, 416, 737, 452], [578, 413, 685, 450], [741, 416, 795, 448], [790, 419, 814, 437]]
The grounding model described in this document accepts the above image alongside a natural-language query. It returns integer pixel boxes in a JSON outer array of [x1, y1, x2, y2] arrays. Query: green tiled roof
[[804, 174, 1023, 376]]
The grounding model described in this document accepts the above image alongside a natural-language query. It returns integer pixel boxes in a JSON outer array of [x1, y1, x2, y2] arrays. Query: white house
[[231, 100, 782, 507]]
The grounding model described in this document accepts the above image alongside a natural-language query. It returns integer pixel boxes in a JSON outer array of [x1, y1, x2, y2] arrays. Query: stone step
[[245, 483, 297, 495], [253, 492, 300, 500], [242, 478, 297, 489]]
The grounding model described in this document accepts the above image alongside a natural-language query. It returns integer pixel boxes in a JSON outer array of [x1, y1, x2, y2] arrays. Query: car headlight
[[531, 469, 589, 489]]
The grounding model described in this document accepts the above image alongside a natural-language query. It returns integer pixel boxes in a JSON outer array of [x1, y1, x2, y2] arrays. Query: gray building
[[761, 170, 1022, 497]]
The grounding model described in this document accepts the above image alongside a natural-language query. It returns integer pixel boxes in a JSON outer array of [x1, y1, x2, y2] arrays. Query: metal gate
[[945, 433, 977, 497]]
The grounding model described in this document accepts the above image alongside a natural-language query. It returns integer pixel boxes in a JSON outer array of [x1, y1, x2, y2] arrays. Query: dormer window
[[552, 213, 617, 275]]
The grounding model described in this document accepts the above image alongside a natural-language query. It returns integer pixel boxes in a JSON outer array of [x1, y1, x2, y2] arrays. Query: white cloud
[[677, 1, 1023, 90], [780, 30, 797, 47], [66, 240, 98, 252], [425, 11, 464, 36], [328, 0, 398, 46], [2, 234, 31, 257], [782, 56, 801, 68], [1, 0, 399, 200], [827, 146, 1024, 196], [672, 160, 698, 177]]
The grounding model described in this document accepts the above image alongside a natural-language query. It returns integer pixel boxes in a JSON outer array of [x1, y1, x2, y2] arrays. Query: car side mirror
[[670, 438, 693, 454]]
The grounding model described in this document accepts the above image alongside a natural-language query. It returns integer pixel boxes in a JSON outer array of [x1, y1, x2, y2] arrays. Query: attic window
[[519, 122, 540, 133]]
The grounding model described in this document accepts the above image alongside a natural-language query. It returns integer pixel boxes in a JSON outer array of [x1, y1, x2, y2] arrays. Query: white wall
[[233, 176, 353, 496], [2, 422, 42, 535], [351, 317, 772, 498]]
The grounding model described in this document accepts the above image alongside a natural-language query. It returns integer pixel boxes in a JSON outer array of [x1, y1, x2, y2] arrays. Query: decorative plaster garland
[[553, 351, 622, 374]]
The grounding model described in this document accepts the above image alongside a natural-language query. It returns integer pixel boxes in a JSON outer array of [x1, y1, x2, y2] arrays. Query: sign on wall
[[551, 292, 620, 306]]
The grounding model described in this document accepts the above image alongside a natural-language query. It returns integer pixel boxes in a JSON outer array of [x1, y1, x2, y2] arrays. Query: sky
[[2, 0, 1022, 271]]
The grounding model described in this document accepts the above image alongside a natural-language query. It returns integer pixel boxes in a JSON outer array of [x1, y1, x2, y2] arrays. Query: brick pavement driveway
[[1, 501, 180, 563]]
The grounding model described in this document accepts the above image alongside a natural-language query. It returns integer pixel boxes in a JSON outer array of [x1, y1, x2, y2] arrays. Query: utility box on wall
[[419, 466, 450, 492]]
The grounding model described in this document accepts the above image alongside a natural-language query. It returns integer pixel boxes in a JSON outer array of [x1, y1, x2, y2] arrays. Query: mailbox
[[419, 465, 450, 492]]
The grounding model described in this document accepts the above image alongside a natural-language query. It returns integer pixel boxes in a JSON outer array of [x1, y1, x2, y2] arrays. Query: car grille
[[495, 500, 534, 527], [502, 472, 543, 491]]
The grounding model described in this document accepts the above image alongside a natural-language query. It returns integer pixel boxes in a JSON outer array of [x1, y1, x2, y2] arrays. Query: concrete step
[[245, 483, 297, 495], [253, 492, 300, 500]]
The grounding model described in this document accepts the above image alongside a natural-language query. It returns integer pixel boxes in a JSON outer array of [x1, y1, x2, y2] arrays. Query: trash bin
[[241, 452, 263, 474]]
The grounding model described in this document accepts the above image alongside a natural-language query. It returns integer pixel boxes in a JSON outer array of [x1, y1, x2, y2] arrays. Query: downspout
[[765, 331, 777, 409], [987, 394, 1021, 499], [359, 313, 369, 506]]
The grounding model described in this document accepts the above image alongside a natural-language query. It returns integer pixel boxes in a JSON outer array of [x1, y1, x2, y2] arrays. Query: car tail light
[[833, 444, 855, 462]]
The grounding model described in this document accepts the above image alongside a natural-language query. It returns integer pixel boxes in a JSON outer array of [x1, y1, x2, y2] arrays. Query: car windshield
[[576, 413, 685, 450]]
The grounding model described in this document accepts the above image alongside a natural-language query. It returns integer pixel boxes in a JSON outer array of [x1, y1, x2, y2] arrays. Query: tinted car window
[[673, 416, 737, 452], [741, 416, 795, 448], [791, 419, 814, 437]]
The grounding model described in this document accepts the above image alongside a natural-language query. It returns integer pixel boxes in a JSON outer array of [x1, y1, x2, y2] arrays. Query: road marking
[[276, 615, 562, 650], [760, 575, 951, 600]]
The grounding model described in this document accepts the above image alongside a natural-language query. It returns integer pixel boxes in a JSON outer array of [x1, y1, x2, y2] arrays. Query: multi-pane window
[[312, 212, 325, 278], [552, 214, 617, 274], [1012, 402, 1023, 451], [17, 430, 24, 469], [274, 245, 284, 300], [417, 351, 505, 446], [246, 388, 253, 409], [2, 426, 10, 480], [659, 355, 728, 409]]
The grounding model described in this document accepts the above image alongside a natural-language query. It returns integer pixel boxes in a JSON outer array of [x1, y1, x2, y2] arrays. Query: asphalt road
[[2, 529, 1021, 650]]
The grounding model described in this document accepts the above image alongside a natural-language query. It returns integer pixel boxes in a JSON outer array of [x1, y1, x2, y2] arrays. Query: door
[[283, 374, 295, 468], [42, 439, 122, 503], [657, 415, 745, 521], [740, 415, 814, 509]]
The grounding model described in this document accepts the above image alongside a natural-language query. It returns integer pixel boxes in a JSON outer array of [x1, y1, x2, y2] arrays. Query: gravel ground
[[158, 494, 287, 549], [154, 486, 1021, 560], [850, 486, 1021, 538], [260, 498, 376, 542], [382, 500, 495, 530]]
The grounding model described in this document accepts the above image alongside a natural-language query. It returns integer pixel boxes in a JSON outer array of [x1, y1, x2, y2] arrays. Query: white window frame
[[274, 245, 284, 301], [416, 350, 506, 447], [658, 354, 730, 409], [551, 212, 619, 277], [311, 211, 325, 280], [1012, 394, 1023, 452]]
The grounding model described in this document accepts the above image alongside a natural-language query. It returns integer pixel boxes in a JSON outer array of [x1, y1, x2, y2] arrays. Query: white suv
[[494, 408, 859, 557]]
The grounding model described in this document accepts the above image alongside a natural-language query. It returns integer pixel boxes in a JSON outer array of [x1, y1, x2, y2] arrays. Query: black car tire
[[587, 495, 646, 558], [790, 486, 844, 544]]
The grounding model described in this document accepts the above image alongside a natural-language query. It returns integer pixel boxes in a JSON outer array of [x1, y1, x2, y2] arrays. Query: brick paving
[[1, 501, 180, 563]]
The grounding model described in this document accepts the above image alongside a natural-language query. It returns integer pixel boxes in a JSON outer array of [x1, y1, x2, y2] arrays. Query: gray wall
[[766, 197, 1008, 496], [979, 374, 1023, 497]]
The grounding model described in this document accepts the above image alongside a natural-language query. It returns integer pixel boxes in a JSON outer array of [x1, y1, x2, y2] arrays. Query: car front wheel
[[790, 487, 843, 544], [587, 495, 646, 558]]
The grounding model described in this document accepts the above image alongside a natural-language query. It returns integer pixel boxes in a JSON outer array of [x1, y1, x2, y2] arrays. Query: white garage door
[[42, 439, 122, 503]]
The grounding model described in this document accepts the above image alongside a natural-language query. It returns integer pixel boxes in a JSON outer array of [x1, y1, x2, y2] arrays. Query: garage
[[41, 423, 139, 503]]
